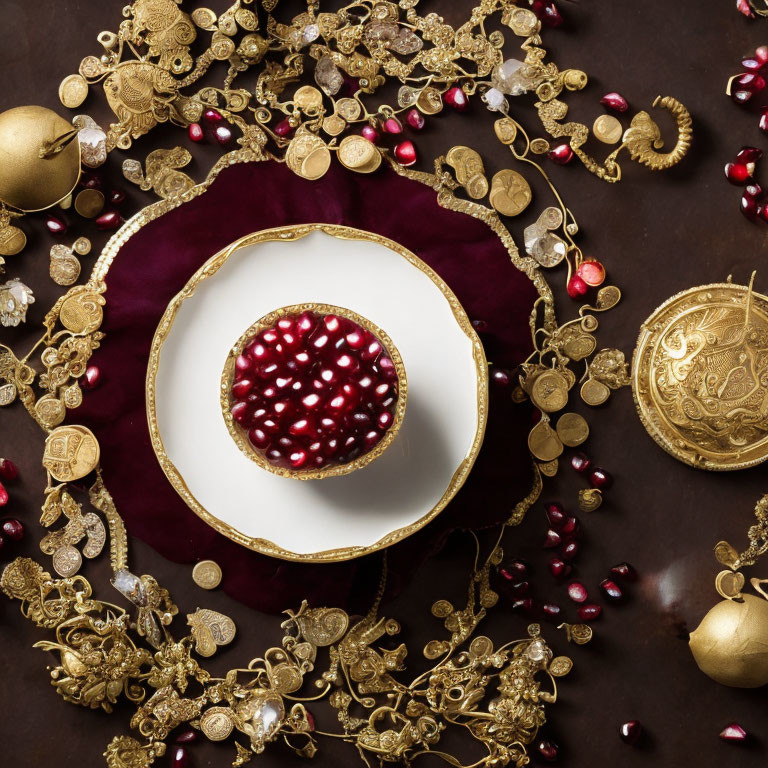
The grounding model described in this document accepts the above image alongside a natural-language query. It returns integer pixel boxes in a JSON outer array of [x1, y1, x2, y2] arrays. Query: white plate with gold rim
[[147, 224, 487, 562]]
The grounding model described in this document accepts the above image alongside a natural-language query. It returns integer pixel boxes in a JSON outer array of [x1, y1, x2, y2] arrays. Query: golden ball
[[0, 106, 81, 212], [689, 595, 768, 688]]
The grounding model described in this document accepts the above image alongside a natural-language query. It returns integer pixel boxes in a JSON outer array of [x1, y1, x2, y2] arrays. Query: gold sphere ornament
[[0, 106, 81, 212]]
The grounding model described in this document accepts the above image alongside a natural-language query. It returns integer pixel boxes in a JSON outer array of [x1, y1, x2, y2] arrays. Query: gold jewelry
[[191, 560, 223, 590]]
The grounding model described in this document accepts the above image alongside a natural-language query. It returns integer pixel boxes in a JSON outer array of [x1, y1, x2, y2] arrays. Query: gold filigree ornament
[[633, 275, 768, 470]]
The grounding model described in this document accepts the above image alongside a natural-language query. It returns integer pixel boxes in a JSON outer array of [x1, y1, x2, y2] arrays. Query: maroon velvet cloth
[[74, 160, 538, 613]]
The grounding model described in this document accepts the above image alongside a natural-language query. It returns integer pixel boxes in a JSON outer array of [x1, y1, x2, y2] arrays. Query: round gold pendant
[[633, 281, 768, 470], [0, 223, 26, 256]]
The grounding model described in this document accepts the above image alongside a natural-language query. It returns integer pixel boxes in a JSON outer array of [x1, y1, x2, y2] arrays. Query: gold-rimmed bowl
[[221, 302, 408, 480]]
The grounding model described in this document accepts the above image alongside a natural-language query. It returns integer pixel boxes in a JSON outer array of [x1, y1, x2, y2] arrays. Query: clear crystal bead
[[112, 569, 148, 606], [483, 87, 506, 111], [492, 58, 540, 96], [302, 24, 319, 43]]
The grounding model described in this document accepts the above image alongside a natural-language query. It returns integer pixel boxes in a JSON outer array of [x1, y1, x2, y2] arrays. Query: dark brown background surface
[[2, 1, 768, 766]]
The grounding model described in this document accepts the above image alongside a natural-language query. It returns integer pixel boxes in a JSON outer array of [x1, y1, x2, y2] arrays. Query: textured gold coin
[[580, 378, 610, 406], [35, 394, 66, 428], [191, 8, 218, 29], [300, 146, 332, 180], [43, 425, 100, 481], [493, 118, 517, 145], [200, 707, 235, 741], [50, 250, 81, 286], [294, 85, 323, 112], [538, 458, 559, 477], [58, 74, 89, 109], [74, 189, 105, 219], [489, 170, 532, 217], [73, 237, 91, 256], [445, 146, 488, 200], [555, 412, 589, 447], [52, 544, 82, 578], [59, 291, 104, 334], [593, 114, 623, 145], [337, 135, 380, 172], [569, 623, 593, 645], [336, 98, 362, 121], [530, 138, 551, 155], [322, 114, 346, 137], [0, 224, 26, 256], [530, 370, 569, 413], [633, 282, 768, 470], [549, 656, 573, 677], [193, 560, 222, 590], [715, 570, 745, 600], [528, 420, 564, 462]]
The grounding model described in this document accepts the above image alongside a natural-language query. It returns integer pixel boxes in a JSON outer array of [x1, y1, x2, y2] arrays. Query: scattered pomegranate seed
[[600, 578, 623, 601], [570, 452, 591, 473], [738, 0, 754, 17], [600, 92, 629, 112], [80, 366, 101, 390], [560, 516, 579, 535], [737, 146, 763, 164], [757, 46, 768, 63], [406, 108, 425, 130], [95, 210, 123, 231], [545, 502, 566, 528], [188, 122, 204, 142], [45, 215, 68, 236], [760, 109, 768, 134], [719, 723, 748, 742], [542, 603, 562, 621], [737, 72, 766, 92], [610, 562, 638, 582], [491, 369, 511, 387], [567, 273, 589, 299], [214, 125, 233, 145], [536, 739, 559, 762], [732, 89, 753, 104], [499, 559, 529, 580], [589, 467, 613, 490], [543, 528, 563, 548], [171, 746, 189, 768], [361, 125, 379, 143], [576, 259, 606, 287], [109, 188, 127, 205], [0, 483, 8, 507], [620, 720, 643, 745], [512, 598, 537, 616], [203, 108, 223, 123], [577, 603, 602, 621], [382, 116, 403, 134], [741, 193, 761, 221], [274, 119, 293, 137], [548, 142, 574, 165], [79, 172, 102, 189], [1, 518, 23, 541], [567, 581, 589, 603], [549, 557, 571, 579], [174, 730, 197, 744], [394, 140, 417, 166], [0, 459, 18, 481], [509, 580, 530, 597], [745, 182, 763, 198], [561, 539, 579, 560], [725, 162, 751, 185], [444, 86, 469, 112]]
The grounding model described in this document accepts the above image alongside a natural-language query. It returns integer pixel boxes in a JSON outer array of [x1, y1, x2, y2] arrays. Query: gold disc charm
[[0, 223, 26, 256], [192, 560, 223, 590], [58, 74, 89, 109], [74, 189, 105, 219], [445, 146, 488, 200], [286, 127, 331, 181], [337, 135, 381, 173], [593, 114, 623, 145], [556, 412, 589, 447], [200, 707, 235, 741], [580, 378, 610, 406], [633, 281, 768, 470], [715, 570, 745, 600], [59, 290, 105, 334], [52, 544, 82, 577], [43, 425, 100, 482], [490, 170, 532, 217], [530, 370, 569, 413], [528, 420, 564, 462]]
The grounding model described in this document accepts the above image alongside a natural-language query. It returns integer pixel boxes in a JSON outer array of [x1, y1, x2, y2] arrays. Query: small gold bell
[[0, 106, 81, 212]]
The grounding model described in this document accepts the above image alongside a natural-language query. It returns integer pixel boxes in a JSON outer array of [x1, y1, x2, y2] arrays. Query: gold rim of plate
[[220, 302, 408, 480], [145, 223, 489, 562], [632, 282, 768, 471]]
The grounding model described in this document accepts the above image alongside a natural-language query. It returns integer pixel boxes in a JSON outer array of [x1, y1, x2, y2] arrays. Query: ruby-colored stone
[[545, 502, 566, 528], [589, 467, 613, 489], [0, 459, 18, 481], [719, 723, 748, 742], [491, 369, 511, 387], [549, 557, 571, 579], [305, 708, 316, 731], [742, 57, 765, 72], [736, 146, 763, 164], [95, 211, 123, 231], [567, 581, 588, 603], [577, 603, 602, 621], [745, 182, 763, 198], [760, 110, 768, 134], [394, 140, 417, 166], [542, 603, 561, 621], [536, 739, 559, 761], [732, 89, 753, 105], [543, 528, 563, 548], [274, 119, 293, 137], [175, 729, 197, 744], [499, 559, 528, 580], [567, 274, 589, 299], [620, 720, 643, 745], [610, 562, 638, 582], [444, 86, 469, 112], [361, 125, 379, 143], [532, 0, 564, 27], [548, 142, 574, 165], [741, 194, 760, 221], [512, 598, 536, 615], [561, 539, 579, 560], [600, 578, 623, 600], [188, 122, 204, 142], [570, 452, 591, 473], [45, 215, 68, 236], [0, 483, 8, 507], [382, 116, 403, 134], [203, 108, 223, 123], [406, 108, 425, 130], [109, 188, 127, 206], [560, 515, 579, 535], [737, 72, 766, 92], [600, 92, 629, 112], [171, 746, 189, 768], [80, 366, 101, 390], [757, 46, 768, 63], [509, 580, 530, 597], [725, 162, 751, 185], [576, 260, 606, 287], [1, 518, 23, 542], [79, 172, 102, 189], [215, 125, 233, 145]]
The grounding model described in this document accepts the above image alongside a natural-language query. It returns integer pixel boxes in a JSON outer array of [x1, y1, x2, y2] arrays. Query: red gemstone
[[560, 515, 579, 535], [589, 467, 613, 489], [274, 119, 293, 137], [0, 483, 8, 507], [570, 452, 591, 473], [80, 366, 101, 390], [491, 369, 511, 388], [567, 274, 589, 299], [576, 259, 606, 287], [499, 559, 529, 581], [543, 528, 563, 548], [174, 730, 197, 744], [215, 125, 233, 145], [171, 746, 189, 768], [736, 146, 763, 164], [444, 86, 469, 112], [305, 709, 316, 731], [742, 195, 760, 221], [95, 211, 123, 231], [567, 581, 588, 603], [382, 116, 403, 134], [1, 518, 23, 542], [542, 603, 562, 621], [545, 501, 566, 528], [745, 182, 763, 198], [548, 142, 574, 165], [620, 720, 643, 745], [577, 603, 602, 621], [536, 739, 559, 762], [512, 598, 540, 617], [394, 140, 417, 166], [45, 215, 68, 236], [719, 723, 748, 742], [725, 162, 751, 185], [549, 557, 571, 579], [361, 125, 379, 143], [561, 539, 579, 560], [509, 580, 530, 597], [204, 109, 223, 123], [600, 92, 629, 112], [79, 172, 102, 190], [0, 459, 18, 481], [532, 0, 564, 27], [610, 562, 638, 582], [600, 578, 623, 600], [406, 108, 425, 130], [732, 89, 753, 105], [188, 122, 204, 142], [109, 188, 127, 206]]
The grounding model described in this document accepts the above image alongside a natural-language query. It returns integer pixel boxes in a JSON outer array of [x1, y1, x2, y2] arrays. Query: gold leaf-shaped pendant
[[187, 608, 236, 657]]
